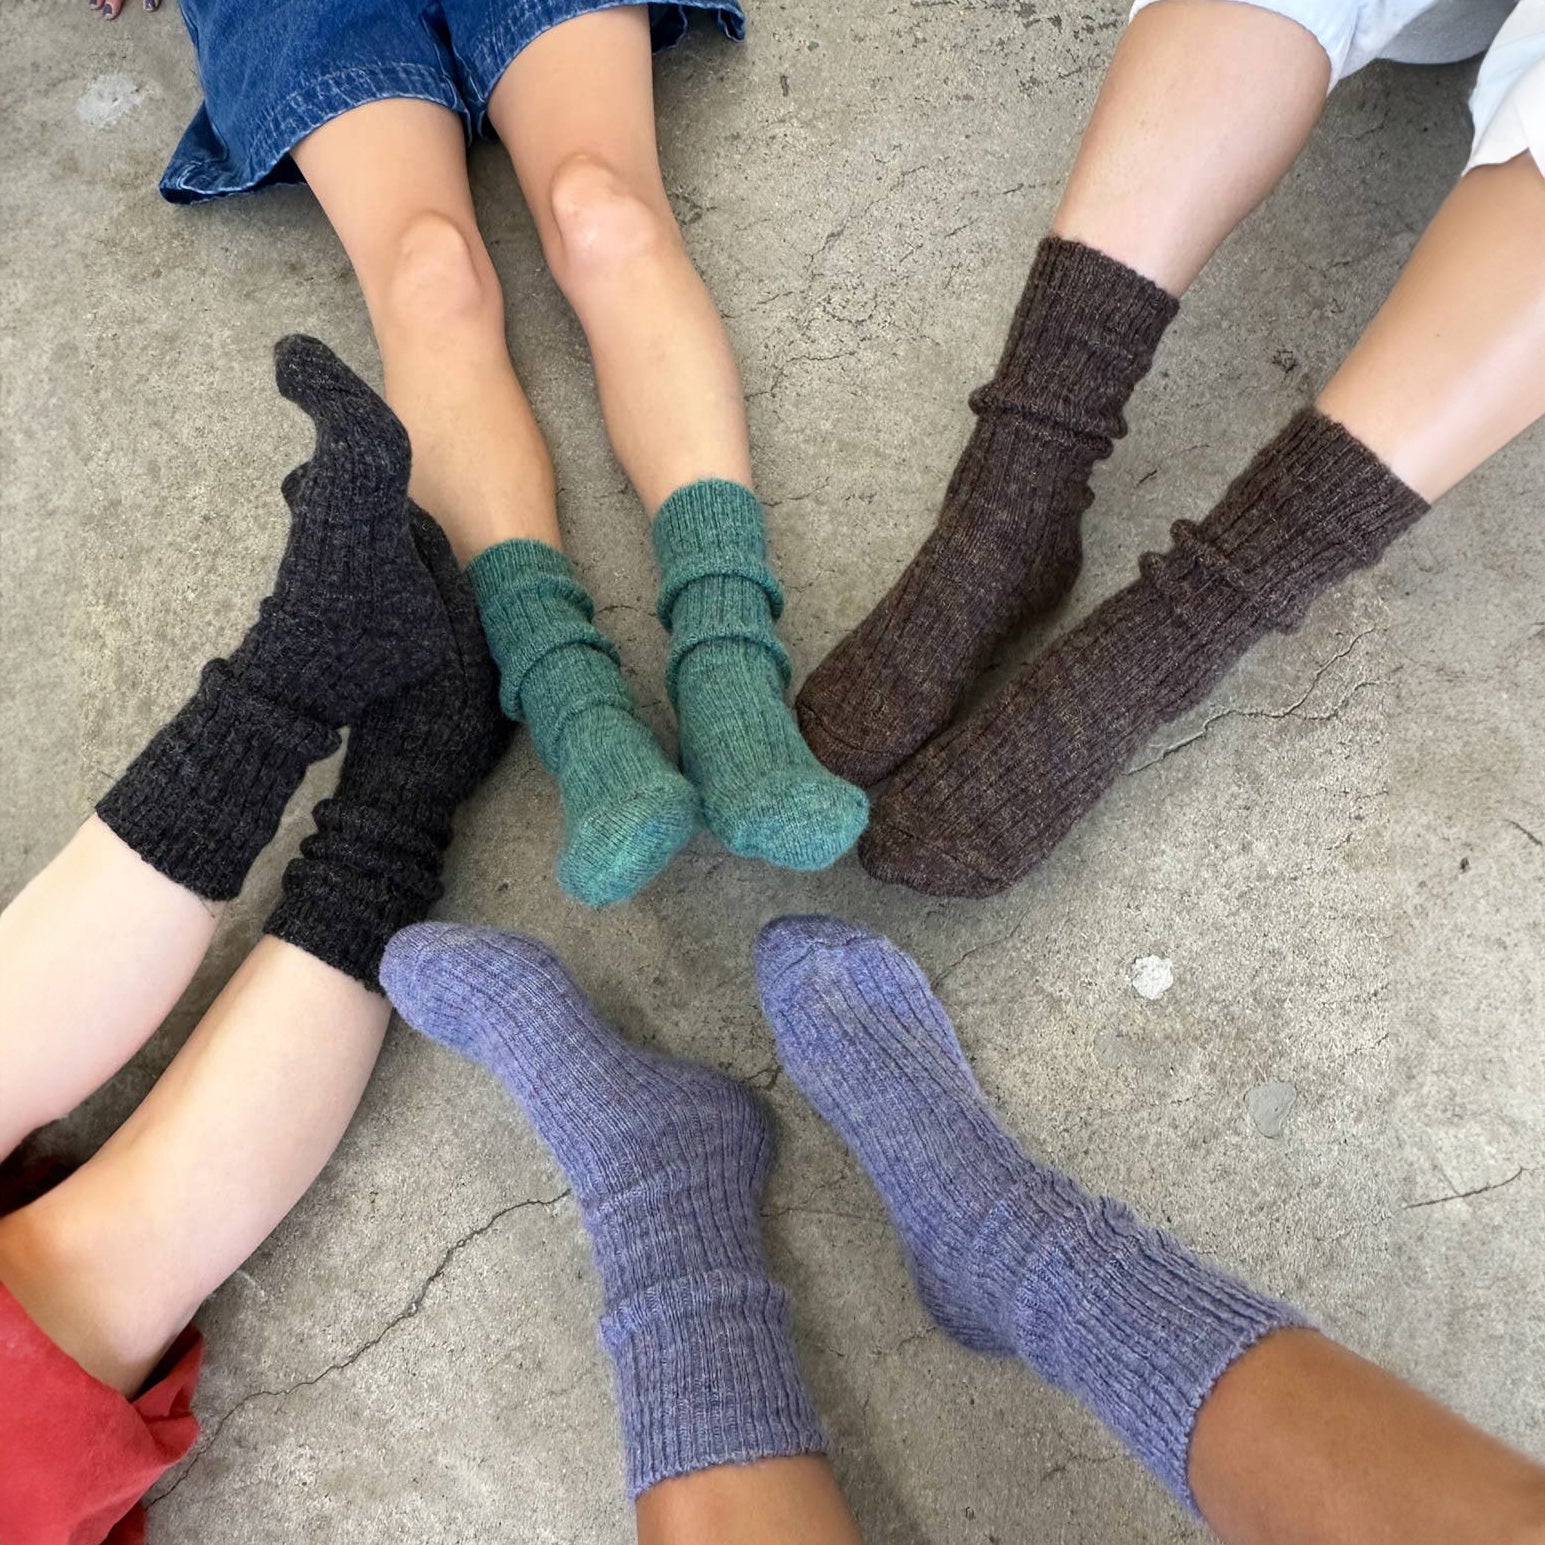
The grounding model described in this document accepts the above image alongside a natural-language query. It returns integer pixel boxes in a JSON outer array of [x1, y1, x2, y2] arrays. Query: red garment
[[0, 1283, 202, 1545]]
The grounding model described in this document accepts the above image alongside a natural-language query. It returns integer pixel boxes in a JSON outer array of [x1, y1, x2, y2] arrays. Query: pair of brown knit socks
[[797, 237, 1428, 897]]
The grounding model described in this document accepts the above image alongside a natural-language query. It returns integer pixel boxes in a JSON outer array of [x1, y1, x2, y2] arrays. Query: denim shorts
[[159, 0, 746, 203], [1126, 0, 1545, 175]]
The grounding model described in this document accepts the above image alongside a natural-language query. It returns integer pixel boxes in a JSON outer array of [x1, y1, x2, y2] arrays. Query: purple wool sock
[[380, 923, 827, 1498], [754, 914, 1308, 1510]]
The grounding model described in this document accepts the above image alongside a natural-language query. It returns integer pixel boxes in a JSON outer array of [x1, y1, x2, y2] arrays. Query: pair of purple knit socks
[[381, 915, 1304, 1509]]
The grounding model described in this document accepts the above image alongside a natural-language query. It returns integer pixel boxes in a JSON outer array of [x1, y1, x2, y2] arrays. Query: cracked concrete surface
[[3, 2, 1543, 1541]]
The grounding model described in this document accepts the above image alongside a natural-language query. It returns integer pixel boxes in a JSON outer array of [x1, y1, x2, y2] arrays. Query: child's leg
[[294, 100, 699, 906], [0, 497, 507, 1401], [2, 340, 435, 1152], [0, 937, 387, 1396], [863, 152, 1545, 897], [0, 820, 222, 1160], [487, 14, 868, 873], [487, 5, 749, 512], [636, 1459, 863, 1545], [795, 0, 1332, 787], [380, 924, 853, 1539], [756, 917, 1545, 1543], [291, 100, 559, 559]]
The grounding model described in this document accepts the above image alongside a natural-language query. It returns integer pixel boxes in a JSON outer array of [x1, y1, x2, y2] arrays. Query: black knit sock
[[97, 336, 448, 901], [264, 508, 512, 986]]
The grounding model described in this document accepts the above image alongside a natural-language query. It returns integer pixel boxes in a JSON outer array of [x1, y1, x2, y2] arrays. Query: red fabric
[[0, 1283, 202, 1545]]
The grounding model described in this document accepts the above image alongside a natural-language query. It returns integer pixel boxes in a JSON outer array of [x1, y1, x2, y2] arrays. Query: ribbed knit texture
[[264, 509, 511, 986], [796, 238, 1178, 786], [96, 336, 449, 901], [754, 915, 1306, 1511], [468, 540, 698, 907], [379, 923, 828, 1497], [862, 410, 1430, 896], [654, 480, 867, 871]]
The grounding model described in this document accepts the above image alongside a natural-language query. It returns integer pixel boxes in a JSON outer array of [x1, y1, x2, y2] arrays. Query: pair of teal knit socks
[[469, 480, 868, 906]]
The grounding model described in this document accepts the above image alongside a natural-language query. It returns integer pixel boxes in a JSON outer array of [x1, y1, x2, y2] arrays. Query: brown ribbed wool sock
[[795, 238, 1178, 787], [860, 411, 1429, 896]]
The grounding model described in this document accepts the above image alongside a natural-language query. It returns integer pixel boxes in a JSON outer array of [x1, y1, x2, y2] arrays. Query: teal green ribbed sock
[[653, 481, 868, 872], [468, 540, 698, 906]]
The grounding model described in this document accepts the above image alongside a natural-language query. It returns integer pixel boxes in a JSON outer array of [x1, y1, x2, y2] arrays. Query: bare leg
[[489, 6, 753, 514], [0, 817, 221, 1159], [1190, 168, 1545, 1539], [1318, 154, 1545, 500], [1051, 0, 1331, 294], [1191, 1328, 1545, 1544], [0, 938, 387, 1394], [292, 100, 560, 559], [636, 1457, 863, 1545]]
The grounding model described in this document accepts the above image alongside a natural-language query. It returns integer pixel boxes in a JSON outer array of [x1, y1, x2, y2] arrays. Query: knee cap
[[384, 211, 497, 327], [546, 155, 670, 278]]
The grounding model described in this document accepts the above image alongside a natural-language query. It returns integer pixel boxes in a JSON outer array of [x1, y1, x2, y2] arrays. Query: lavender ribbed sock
[[754, 915, 1307, 1510], [379, 923, 827, 1497]]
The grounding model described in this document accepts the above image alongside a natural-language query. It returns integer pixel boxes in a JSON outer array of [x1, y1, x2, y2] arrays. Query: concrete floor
[[3, 2, 1543, 1541]]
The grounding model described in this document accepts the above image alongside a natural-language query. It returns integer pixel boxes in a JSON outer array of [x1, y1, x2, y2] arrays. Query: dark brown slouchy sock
[[796, 238, 1178, 786], [860, 411, 1429, 896]]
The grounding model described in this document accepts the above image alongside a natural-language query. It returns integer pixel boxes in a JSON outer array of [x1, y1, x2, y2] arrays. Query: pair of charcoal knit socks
[[796, 237, 1428, 897], [381, 916, 1305, 1509], [96, 337, 508, 986], [468, 481, 868, 908]]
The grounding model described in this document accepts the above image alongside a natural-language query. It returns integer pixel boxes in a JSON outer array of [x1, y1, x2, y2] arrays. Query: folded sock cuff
[[262, 800, 448, 988], [468, 538, 626, 730], [979, 237, 1180, 416], [1141, 410, 1430, 641], [652, 481, 785, 624], [96, 660, 338, 901], [662, 575, 792, 705], [1006, 1196, 1311, 1512], [601, 1269, 829, 1499]]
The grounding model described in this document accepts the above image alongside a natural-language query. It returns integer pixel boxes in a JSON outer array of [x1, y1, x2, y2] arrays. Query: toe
[[858, 813, 1003, 898], [794, 696, 904, 789], [754, 915, 877, 982], [715, 769, 869, 871], [559, 779, 699, 907]]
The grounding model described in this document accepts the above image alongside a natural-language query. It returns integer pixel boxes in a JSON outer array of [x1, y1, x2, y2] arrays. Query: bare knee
[[379, 210, 502, 337], [544, 153, 677, 290]]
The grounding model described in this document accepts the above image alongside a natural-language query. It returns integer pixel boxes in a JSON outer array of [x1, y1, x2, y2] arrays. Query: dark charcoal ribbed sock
[[862, 411, 1429, 896], [265, 509, 511, 987], [97, 337, 448, 901], [755, 916, 1306, 1511], [796, 238, 1177, 786], [380, 923, 828, 1496]]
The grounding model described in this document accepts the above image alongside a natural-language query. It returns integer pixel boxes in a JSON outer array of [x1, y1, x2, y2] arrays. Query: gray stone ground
[[3, 2, 1543, 1541]]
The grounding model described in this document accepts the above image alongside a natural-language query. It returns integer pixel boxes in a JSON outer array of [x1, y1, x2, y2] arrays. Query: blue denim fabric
[[160, 0, 745, 204]]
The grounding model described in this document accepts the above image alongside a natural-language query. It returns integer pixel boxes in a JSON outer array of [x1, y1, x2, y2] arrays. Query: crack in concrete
[[1127, 629, 1387, 774], [761, 1199, 890, 1227], [150, 1190, 571, 1510], [1403, 1167, 1527, 1211], [932, 913, 1038, 993], [1505, 819, 1543, 850]]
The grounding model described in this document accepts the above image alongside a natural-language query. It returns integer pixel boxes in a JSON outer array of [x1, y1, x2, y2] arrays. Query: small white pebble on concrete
[[76, 73, 145, 130], [1130, 955, 1174, 1000], [1247, 1080, 1298, 1139]]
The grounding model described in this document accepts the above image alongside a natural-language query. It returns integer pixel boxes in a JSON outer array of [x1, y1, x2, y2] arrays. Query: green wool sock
[[469, 540, 698, 906], [653, 480, 868, 872]]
